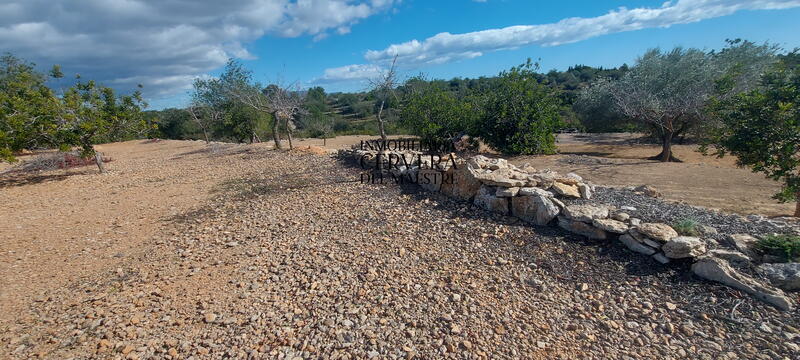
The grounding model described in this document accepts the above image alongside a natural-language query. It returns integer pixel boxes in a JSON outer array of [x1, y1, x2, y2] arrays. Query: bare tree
[[264, 84, 307, 150], [369, 55, 399, 142], [186, 103, 221, 144], [216, 60, 307, 149]]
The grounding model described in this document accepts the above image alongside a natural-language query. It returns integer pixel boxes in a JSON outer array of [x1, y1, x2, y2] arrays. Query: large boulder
[[551, 182, 581, 198], [440, 162, 482, 201], [518, 187, 554, 197], [417, 168, 443, 192], [692, 257, 793, 311], [592, 218, 629, 234], [757, 263, 800, 291], [637, 223, 678, 243], [662, 236, 707, 259], [512, 195, 560, 226], [496, 187, 520, 197], [618, 234, 657, 255], [563, 204, 609, 223], [473, 185, 508, 214], [474, 167, 527, 187], [558, 216, 608, 240]]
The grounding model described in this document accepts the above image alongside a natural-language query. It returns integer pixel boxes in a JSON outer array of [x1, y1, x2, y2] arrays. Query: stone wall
[[345, 149, 797, 311]]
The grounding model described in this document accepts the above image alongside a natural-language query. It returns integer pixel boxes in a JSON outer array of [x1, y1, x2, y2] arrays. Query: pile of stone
[[344, 150, 798, 311]]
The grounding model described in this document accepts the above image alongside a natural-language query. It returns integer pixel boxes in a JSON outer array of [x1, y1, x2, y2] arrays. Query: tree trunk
[[795, 193, 800, 217], [94, 151, 106, 173], [648, 130, 682, 162], [202, 129, 209, 144], [284, 117, 295, 150], [271, 113, 282, 150], [377, 100, 387, 142]]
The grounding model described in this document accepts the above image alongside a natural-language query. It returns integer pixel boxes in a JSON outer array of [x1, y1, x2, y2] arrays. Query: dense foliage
[[399, 78, 479, 146], [704, 58, 800, 216], [1, 53, 148, 169], [478, 60, 564, 155]]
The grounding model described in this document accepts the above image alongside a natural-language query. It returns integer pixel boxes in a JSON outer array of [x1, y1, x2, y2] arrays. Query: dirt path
[[0, 140, 276, 322], [508, 133, 795, 217], [2, 141, 798, 359]]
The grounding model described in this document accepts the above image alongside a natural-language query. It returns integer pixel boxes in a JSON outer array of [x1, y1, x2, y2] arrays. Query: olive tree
[[582, 41, 777, 162]]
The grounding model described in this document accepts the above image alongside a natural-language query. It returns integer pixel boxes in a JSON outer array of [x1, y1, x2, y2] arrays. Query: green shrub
[[672, 218, 699, 236], [479, 59, 564, 155], [756, 234, 800, 262]]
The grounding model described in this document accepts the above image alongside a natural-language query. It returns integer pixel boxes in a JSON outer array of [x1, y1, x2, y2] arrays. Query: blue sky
[[2, 0, 799, 109]]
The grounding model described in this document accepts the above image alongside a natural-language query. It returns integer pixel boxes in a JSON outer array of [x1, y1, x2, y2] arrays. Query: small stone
[[204, 313, 217, 323], [612, 212, 630, 222], [578, 283, 589, 291], [618, 234, 657, 255], [665, 302, 677, 311], [652, 253, 670, 264]]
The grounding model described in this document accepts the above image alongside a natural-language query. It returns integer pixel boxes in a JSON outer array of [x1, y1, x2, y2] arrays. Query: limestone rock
[[550, 197, 566, 210], [578, 183, 592, 200], [474, 167, 526, 187], [708, 249, 751, 266], [692, 257, 793, 311], [558, 216, 607, 240], [518, 187, 554, 197], [662, 236, 707, 259], [440, 162, 483, 201], [473, 186, 508, 214], [592, 218, 629, 234], [551, 182, 581, 198], [417, 168, 443, 192], [496, 187, 520, 197], [757, 263, 800, 291], [634, 185, 661, 198], [618, 234, 657, 255], [653, 253, 671, 264], [563, 204, 609, 223], [612, 212, 630, 222], [728, 234, 760, 260], [637, 223, 678, 243], [512, 195, 560, 226], [628, 228, 661, 248]]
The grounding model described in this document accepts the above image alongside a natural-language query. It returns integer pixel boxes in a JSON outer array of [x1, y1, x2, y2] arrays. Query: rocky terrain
[[2, 141, 800, 359]]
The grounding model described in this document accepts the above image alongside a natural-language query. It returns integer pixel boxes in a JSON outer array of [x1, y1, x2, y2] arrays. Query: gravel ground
[[3, 150, 800, 359], [567, 187, 800, 242]]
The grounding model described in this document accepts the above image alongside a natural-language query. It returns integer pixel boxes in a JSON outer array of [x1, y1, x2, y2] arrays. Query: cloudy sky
[[2, 0, 800, 109]]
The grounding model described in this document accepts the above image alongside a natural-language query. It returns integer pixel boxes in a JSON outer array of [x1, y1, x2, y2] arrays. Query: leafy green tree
[[0, 54, 59, 161], [56, 79, 147, 171], [704, 62, 800, 216], [400, 78, 478, 146], [479, 59, 564, 155]]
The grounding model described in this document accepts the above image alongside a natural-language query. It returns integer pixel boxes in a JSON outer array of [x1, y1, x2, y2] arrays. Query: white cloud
[[317, 63, 384, 82], [362, 0, 800, 66], [0, 0, 397, 100]]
